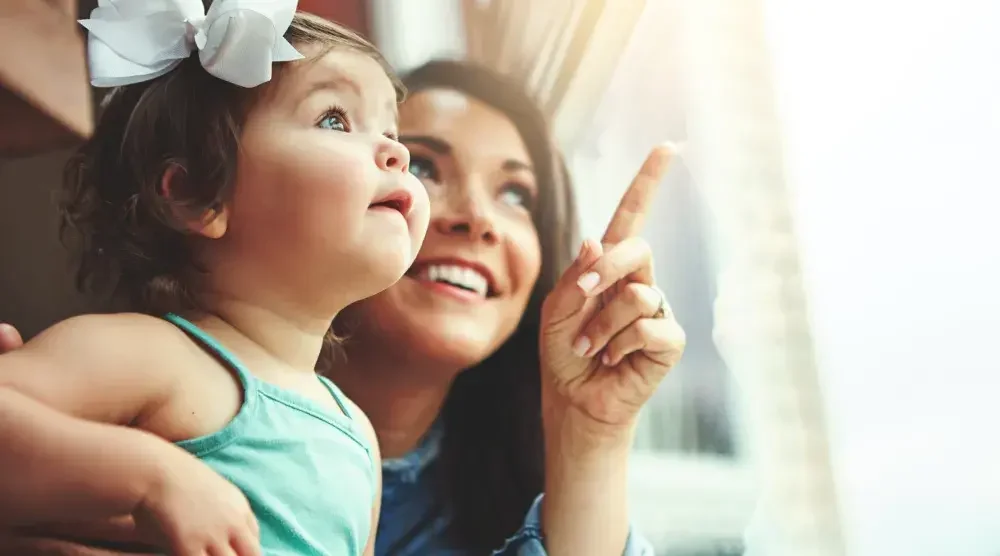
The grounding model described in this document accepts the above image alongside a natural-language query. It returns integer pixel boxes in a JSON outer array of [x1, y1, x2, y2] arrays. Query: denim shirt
[[375, 424, 654, 556]]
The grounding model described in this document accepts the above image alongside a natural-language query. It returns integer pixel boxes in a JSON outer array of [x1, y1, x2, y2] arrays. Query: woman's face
[[347, 88, 543, 373]]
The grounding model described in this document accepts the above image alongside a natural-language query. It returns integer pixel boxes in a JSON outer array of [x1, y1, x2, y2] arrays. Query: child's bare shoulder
[[19, 312, 196, 371], [0, 313, 202, 424], [34, 311, 176, 344]]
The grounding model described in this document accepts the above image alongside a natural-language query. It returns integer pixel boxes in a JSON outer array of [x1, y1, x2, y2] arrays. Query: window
[[560, 2, 759, 552], [368, 0, 844, 552], [562, 0, 844, 553]]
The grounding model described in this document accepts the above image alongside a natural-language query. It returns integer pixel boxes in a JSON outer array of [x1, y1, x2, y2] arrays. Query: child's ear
[[194, 205, 229, 240], [159, 164, 229, 240]]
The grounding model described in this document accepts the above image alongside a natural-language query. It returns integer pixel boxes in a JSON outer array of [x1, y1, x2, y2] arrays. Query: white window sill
[[629, 452, 757, 549]]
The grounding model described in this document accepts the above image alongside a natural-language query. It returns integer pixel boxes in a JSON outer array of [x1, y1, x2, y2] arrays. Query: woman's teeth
[[423, 264, 489, 297]]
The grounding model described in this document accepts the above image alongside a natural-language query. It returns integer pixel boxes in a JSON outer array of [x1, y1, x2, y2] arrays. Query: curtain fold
[[460, 0, 646, 149]]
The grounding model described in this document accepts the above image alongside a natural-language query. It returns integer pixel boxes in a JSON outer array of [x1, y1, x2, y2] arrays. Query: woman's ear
[[159, 164, 229, 239]]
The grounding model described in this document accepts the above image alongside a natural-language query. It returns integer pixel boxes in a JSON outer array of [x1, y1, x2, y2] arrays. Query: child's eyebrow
[[298, 74, 362, 104], [297, 71, 398, 127]]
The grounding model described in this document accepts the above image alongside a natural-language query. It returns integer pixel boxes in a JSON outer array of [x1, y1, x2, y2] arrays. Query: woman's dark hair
[[60, 12, 402, 316], [402, 60, 579, 551]]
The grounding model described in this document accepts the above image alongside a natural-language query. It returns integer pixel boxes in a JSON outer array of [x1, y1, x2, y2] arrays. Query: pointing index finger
[[601, 143, 674, 245]]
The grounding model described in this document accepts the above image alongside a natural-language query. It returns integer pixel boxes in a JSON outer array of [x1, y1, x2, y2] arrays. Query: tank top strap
[[316, 376, 377, 473], [316, 375, 354, 422], [163, 313, 257, 390]]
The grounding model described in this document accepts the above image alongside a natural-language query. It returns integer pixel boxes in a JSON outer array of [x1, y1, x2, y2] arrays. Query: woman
[[0, 61, 683, 555]]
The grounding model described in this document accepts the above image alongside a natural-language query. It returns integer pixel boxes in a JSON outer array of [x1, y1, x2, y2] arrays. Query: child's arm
[[0, 315, 171, 423], [0, 385, 176, 524], [0, 315, 174, 524], [346, 399, 382, 556], [0, 315, 259, 556]]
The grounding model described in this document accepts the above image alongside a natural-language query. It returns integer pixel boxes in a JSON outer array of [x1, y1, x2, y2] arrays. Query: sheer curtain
[[561, 0, 736, 457], [562, 0, 846, 552], [459, 0, 646, 148], [458, 0, 740, 458], [367, 0, 843, 552]]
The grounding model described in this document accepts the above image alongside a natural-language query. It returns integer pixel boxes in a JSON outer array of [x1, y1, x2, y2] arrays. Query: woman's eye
[[408, 156, 438, 182], [317, 110, 348, 131], [499, 183, 534, 210]]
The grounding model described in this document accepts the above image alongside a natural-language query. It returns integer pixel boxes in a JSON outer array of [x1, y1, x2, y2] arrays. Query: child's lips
[[369, 188, 413, 217]]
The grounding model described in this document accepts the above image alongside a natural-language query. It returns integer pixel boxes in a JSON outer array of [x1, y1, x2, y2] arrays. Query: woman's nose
[[431, 190, 498, 244]]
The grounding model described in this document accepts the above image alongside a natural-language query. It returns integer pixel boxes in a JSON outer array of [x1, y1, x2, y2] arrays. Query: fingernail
[[602, 352, 612, 366], [577, 272, 600, 294], [577, 238, 599, 260], [572, 336, 591, 357]]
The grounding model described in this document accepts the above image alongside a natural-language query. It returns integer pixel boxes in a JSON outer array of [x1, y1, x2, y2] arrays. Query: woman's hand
[[0, 323, 23, 353], [537, 145, 683, 555], [540, 144, 686, 439], [0, 535, 141, 556]]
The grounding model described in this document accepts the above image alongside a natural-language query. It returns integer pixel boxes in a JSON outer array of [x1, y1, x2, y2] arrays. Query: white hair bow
[[79, 0, 304, 88]]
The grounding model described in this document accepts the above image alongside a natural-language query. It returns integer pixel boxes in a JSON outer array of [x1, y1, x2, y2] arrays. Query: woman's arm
[[530, 146, 683, 556], [538, 406, 635, 556], [0, 534, 148, 556], [488, 406, 654, 556], [490, 415, 656, 556]]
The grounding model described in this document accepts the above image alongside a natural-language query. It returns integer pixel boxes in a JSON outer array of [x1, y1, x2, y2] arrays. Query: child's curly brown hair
[[60, 12, 404, 316]]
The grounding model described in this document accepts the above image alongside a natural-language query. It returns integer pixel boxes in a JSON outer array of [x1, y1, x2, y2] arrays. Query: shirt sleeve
[[491, 493, 655, 556]]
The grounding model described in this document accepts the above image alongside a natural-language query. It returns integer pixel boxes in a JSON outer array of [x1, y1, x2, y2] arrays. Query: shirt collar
[[381, 420, 443, 484]]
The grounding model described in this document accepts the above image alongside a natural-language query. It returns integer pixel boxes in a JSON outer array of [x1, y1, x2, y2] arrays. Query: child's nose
[[376, 139, 410, 174]]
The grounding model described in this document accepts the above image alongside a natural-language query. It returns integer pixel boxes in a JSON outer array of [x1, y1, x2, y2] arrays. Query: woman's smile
[[405, 257, 498, 302]]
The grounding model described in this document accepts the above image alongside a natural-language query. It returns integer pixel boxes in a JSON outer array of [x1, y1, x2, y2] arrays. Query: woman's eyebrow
[[502, 159, 533, 173], [399, 135, 451, 154]]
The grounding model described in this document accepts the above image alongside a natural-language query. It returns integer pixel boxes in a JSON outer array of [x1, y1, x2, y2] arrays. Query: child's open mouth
[[369, 189, 413, 216]]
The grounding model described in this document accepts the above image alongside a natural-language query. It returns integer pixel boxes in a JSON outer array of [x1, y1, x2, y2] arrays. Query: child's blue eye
[[317, 109, 349, 131]]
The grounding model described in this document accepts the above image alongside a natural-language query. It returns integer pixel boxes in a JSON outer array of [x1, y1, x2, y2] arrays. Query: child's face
[[219, 45, 430, 311], [342, 89, 543, 373]]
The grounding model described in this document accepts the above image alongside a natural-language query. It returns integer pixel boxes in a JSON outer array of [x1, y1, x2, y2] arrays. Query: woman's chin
[[407, 322, 498, 370], [349, 284, 516, 372]]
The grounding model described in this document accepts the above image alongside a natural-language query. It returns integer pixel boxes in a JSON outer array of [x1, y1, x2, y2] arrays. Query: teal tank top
[[165, 314, 375, 556]]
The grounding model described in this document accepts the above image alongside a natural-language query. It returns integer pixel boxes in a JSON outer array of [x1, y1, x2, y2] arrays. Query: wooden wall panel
[[0, 0, 91, 156], [297, 0, 371, 37]]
